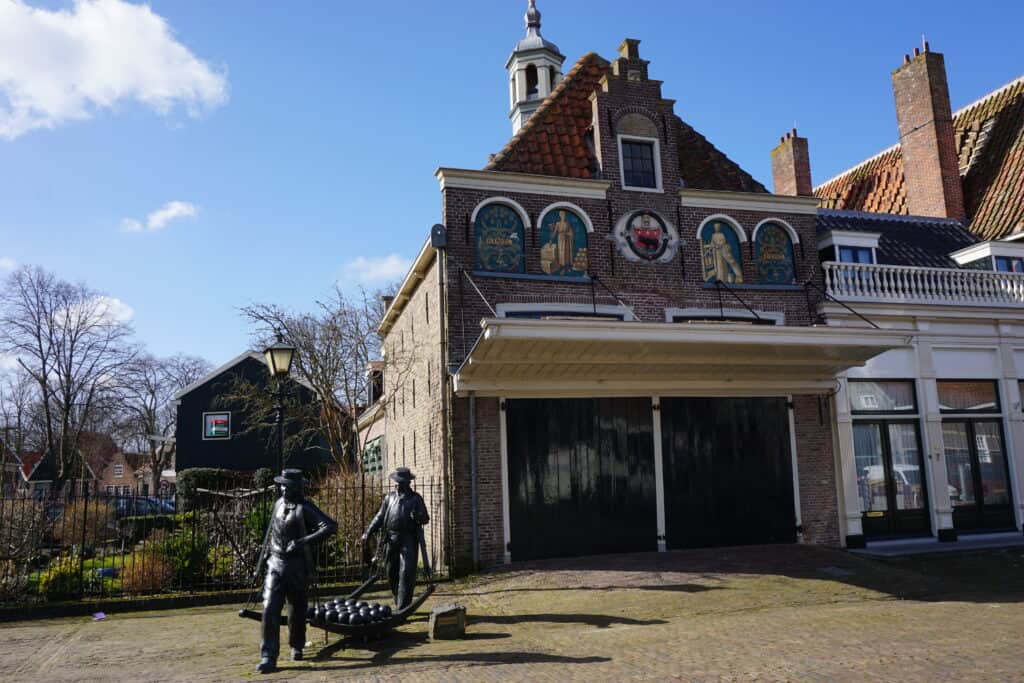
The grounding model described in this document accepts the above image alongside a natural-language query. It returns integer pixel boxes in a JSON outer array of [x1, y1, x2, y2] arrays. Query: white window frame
[[664, 307, 784, 325], [818, 230, 880, 265], [202, 411, 232, 441], [114, 463, 124, 478], [617, 134, 663, 193], [496, 302, 637, 322]]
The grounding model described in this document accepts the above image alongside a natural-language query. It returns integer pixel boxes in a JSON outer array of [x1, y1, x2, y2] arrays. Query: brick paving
[[2, 544, 1023, 681]]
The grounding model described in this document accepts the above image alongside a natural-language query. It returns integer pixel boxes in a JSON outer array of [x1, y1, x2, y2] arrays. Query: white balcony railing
[[822, 261, 1024, 307]]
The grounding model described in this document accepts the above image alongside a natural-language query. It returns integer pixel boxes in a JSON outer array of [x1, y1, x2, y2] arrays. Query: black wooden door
[[660, 397, 796, 549], [506, 397, 657, 561]]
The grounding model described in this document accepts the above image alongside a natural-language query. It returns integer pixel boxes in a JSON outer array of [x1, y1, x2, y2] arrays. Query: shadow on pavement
[[466, 582, 721, 597], [470, 613, 666, 628], [474, 544, 1024, 604], [296, 650, 611, 672]]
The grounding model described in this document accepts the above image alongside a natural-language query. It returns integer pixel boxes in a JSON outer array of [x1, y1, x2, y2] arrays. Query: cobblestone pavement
[[2, 544, 1023, 682]]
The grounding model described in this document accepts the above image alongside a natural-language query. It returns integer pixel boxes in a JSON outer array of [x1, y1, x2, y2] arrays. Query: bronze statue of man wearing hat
[[362, 467, 429, 609], [256, 469, 337, 674]]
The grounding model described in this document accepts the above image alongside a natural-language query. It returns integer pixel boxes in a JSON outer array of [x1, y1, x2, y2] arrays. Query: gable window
[[754, 221, 797, 284], [114, 464, 124, 478], [622, 141, 656, 188], [839, 246, 874, 264], [617, 134, 662, 192], [473, 201, 526, 274]]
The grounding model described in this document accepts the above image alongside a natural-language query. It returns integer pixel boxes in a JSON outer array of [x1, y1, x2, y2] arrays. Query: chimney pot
[[904, 54, 911, 64], [913, 47, 920, 57], [923, 40, 930, 52]]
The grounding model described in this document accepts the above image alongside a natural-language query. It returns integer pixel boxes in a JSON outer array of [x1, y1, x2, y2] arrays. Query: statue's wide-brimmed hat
[[274, 468, 305, 486], [388, 467, 415, 483]]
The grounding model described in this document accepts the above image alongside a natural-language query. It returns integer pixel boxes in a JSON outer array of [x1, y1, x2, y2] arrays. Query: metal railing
[[822, 261, 1024, 306], [0, 474, 447, 607]]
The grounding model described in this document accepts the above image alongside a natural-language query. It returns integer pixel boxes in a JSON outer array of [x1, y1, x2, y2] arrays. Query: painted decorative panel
[[612, 209, 678, 263], [700, 221, 744, 283], [539, 209, 588, 276], [755, 222, 796, 284], [475, 203, 525, 273]]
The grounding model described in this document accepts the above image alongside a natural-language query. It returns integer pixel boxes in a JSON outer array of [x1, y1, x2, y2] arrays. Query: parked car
[[113, 496, 175, 518]]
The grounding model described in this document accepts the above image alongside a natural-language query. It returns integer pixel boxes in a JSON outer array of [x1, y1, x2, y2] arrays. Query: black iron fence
[[0, 474, 448, 607]]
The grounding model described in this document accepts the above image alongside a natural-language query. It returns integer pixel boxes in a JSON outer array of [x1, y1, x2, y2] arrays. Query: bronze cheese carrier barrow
[[238, 526, 436, 639]]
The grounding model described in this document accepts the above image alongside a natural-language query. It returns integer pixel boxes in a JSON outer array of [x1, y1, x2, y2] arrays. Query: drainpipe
[[469, 391, 479, 568]]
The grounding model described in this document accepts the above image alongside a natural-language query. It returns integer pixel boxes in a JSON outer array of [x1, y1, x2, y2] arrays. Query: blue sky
[[2, 0, 1022, 366]]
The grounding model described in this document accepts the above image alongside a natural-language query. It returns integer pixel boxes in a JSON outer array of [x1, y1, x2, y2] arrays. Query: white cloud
[[0, 354, 19, 371], [340, 254, 413, 285], [0, 256, 16, 271], [121, 200, 198, 233], [93, 295, 134, 323], [0, 0, 228, 140]]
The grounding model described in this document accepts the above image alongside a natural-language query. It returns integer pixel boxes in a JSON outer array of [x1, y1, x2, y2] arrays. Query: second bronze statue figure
[[363, 467, 430, 609]]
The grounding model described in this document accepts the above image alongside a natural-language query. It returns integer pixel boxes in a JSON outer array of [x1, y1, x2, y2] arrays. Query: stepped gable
[[818, 209, 978, 268], [815, 77, 1024, 240], [487, 52, 608, 179], [487, 51, 767, 192]]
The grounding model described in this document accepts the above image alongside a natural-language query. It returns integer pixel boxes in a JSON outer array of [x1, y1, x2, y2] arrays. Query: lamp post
[[263, 332, 296, 472]]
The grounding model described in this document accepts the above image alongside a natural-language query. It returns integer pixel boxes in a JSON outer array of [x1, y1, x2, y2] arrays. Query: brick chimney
[[891, 42, 965, 220], [771, 128, 812, 196]]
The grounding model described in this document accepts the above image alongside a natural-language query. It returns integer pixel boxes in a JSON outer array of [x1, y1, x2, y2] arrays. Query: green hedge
[[177, 468, 262, 509], [117, 512, 196, 545]]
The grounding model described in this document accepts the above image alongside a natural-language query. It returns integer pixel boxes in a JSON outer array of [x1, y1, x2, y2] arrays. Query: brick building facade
[[363, 3, 906, 572]]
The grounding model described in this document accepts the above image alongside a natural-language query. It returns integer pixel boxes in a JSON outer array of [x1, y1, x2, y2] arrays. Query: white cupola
[[506, 0, 565, 134]]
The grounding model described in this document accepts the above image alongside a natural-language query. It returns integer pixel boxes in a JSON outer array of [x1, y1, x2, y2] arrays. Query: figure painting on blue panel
[[540, 209, 588, 276], [475, 204, 525, 273], [755, 223, 796, 284], [701, 221, 744, 283]]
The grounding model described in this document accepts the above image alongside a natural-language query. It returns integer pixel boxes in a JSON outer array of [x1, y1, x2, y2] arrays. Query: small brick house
[[363, 3, 907, 573]]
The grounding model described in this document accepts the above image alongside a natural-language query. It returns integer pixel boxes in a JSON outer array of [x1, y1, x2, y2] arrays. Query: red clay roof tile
[[815, 76, 1024, 240]]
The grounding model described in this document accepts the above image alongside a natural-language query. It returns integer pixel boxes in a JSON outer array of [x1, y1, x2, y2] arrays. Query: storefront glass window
[[974, 422, 1011, 505], [937, 381, 1000, 412], [854, 423, 886, 513], [943, 422, 975, 506], [848, 380, 916, 413], [888, 423, 925, 510]]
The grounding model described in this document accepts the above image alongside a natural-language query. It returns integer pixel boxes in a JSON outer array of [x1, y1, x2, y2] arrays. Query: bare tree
[[239, 284, 408, 470], [119, 354, 211, 494], [0, 266, 135, 491]]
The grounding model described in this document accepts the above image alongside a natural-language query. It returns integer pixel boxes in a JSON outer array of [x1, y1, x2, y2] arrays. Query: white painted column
[[832, 380, 864, 542], [998, 342, 1024, 531], [918, 342, 955, 537], [498, 398, 512, 564], [537, 64, 552, 99], [651, 396, 667, 552], [787, 396, 804, 540], [514, 68, 528, 105]]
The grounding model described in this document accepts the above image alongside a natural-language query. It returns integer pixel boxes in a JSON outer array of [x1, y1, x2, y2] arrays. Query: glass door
[[943, 420, 1015, 530], [854, 421, 930, 537]]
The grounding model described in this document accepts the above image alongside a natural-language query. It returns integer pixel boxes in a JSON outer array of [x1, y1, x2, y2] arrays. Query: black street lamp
[[263, 332, 296, 472]]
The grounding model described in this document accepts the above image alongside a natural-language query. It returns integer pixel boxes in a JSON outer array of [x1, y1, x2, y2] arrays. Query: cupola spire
[[506, 0, 565, 134], [525, 0, 541, 36]]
